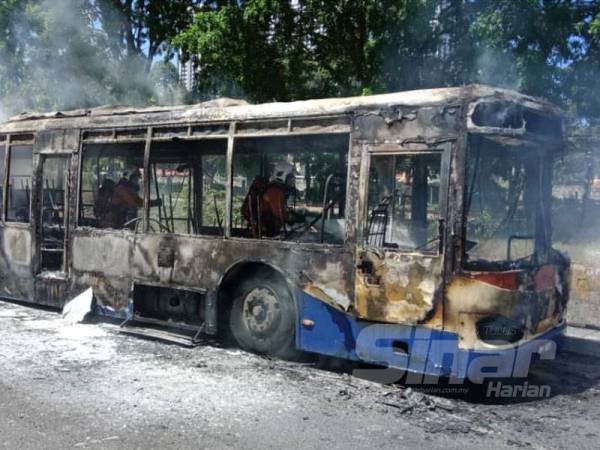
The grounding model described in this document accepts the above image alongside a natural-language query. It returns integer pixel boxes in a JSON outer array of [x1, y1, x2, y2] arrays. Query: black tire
[[229, 275, 296, 357]]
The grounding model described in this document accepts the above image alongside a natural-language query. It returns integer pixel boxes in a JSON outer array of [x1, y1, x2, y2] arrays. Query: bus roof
[[0, 84, 561, 133]]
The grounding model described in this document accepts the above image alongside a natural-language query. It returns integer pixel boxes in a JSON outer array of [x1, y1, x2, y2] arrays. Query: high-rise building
[[177, 54, 197, 92]]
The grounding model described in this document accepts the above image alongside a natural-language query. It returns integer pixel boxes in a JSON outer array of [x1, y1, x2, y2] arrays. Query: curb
[[563, 326, 600, 358]]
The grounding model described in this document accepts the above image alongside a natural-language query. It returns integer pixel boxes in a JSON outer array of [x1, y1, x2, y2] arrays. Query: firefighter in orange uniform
[[102, 171, 143, 228], [242, 162, 299, 238]]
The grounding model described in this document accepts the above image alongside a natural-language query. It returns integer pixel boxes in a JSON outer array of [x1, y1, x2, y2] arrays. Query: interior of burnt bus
[[365, 151, 443, 254], [463, 136, 555, 271], [76, 130, 351, 335], [231, 133, 348, 244], [79, 132, 349, 245]]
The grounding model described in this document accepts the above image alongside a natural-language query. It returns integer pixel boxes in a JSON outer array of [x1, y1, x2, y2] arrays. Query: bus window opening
[[232, 134, 348, 244], [7, 145, 33, 223], [148, 140, 227, 235], [366, 153, 441, 252], [79, 143, 145, 229]]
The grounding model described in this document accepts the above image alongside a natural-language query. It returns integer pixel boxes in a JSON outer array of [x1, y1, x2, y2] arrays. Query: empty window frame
[[148, 139, 227, 236], [79, 143, 145, 229], [366, 153, 442, 252], [232, 134, 349, 244], [7, 145, 34, 223]]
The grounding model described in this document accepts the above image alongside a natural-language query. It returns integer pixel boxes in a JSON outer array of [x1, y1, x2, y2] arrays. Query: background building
[[177, 54, 198, 92]]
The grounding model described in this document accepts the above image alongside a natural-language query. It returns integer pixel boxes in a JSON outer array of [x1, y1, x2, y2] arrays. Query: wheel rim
[[241, 286, 282, 338]]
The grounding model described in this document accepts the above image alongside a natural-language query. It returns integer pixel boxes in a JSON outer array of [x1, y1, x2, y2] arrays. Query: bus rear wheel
[[229, 276, 296, 357]]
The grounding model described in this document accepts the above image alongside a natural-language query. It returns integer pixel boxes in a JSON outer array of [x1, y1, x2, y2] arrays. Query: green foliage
[[173, 0, 411, 102], [2, 0, 600, 128], [171, 1, 600, 124], [170, 0, 600, 198]]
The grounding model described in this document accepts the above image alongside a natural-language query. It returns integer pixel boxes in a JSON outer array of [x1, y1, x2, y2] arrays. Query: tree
[[469, 1, 583, 108], [0, 0, 43, 116], [0, 0, 198, 117], [3, 0, 600, 122], [98, 0, 196, 71], [172, 0, 600, 125], [173, 0, 412, 102]]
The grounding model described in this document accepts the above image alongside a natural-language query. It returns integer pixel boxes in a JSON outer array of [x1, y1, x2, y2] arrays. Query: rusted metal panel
[[3, 226, 32, 264], [70, 271, 131, 311], [353, 105, 460, 144], [71, 230, 134, 277], [34, 274, 68, 308]]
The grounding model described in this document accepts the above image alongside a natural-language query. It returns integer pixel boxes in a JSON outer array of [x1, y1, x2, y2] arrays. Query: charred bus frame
[[0, 85, 570, 380]]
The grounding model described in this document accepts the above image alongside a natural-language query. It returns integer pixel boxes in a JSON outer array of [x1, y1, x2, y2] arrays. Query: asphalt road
[[1, 300, 599, 450]]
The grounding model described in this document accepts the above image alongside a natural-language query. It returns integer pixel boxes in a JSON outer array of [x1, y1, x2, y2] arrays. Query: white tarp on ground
[[62, 287, 93, 324]]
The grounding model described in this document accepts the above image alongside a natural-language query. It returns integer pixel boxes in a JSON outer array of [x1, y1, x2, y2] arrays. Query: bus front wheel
[[229, 276, 296, 357]]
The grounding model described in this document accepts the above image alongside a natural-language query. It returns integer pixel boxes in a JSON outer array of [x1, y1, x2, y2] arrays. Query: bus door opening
[[39, 155, 70, 272], [356, 150, 446, 325]]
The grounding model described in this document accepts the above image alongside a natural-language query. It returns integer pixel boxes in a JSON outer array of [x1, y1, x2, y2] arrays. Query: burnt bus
[[0, 85, 569, 380]]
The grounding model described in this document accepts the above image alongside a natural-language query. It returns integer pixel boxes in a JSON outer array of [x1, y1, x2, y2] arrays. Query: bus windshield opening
[[464, 136, 551, 269]]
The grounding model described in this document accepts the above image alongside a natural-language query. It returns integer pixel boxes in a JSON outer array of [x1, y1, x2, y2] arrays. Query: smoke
[[0, 0, 186, 119], [474, 47, 520, 91]]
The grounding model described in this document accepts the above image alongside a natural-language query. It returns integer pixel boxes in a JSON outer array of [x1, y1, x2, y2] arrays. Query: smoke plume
[[0, 0, 185, 120]]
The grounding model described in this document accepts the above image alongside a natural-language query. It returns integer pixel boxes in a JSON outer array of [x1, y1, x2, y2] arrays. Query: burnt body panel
[[70, 228, 354, 313], [355, 250, 443, 326], [445, 262, 569, 350], [353, 105, 460, 144], [0, 225, 34, 300]]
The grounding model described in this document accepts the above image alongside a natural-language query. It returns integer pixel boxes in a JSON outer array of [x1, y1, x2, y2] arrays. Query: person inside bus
[[98, 171, 141, 228], [94, 178, 115, 227], [242, 162, 303, 238], [102, 170, 162, 229]]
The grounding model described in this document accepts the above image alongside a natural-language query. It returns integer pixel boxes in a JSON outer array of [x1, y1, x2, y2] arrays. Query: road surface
[[0, 300, 599, 449]]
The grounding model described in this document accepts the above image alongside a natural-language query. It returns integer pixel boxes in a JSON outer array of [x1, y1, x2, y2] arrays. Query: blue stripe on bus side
[[295, 290, 461, 377], [295, 290, 566, 380]]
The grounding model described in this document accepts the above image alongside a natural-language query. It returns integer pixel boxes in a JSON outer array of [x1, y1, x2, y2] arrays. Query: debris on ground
[[62, 288, 94, 324], [1, 300, 600, 450]]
